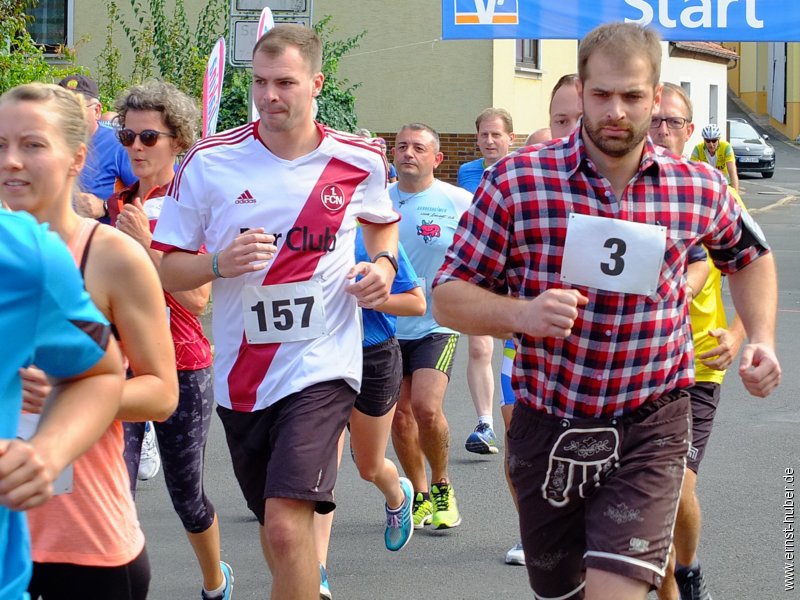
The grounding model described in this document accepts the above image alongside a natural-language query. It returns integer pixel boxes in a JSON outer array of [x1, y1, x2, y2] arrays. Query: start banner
[[442, 0, 800, 42]]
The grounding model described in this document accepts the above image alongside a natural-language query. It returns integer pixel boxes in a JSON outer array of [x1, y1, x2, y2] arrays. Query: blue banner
[[442, 0, 800, 42]]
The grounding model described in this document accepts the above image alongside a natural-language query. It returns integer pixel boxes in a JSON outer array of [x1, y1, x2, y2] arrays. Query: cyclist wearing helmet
[[691, 123, 739, 192]]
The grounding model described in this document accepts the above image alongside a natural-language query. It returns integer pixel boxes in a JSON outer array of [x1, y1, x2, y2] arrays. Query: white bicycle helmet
[[701, 124, 721, 140]]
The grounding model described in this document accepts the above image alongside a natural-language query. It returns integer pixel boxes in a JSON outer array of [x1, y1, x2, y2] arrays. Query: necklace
[[397, 188, 424, 206]]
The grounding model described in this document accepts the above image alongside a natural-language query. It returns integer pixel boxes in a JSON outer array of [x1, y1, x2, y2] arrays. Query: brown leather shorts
[[508, 391, 690, 597]]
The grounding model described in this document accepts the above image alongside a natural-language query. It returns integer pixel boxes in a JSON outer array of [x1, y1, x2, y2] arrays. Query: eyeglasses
[[704, 138, 720, 144], [117, 128, 176, 147], [650, 117, 688, 130]]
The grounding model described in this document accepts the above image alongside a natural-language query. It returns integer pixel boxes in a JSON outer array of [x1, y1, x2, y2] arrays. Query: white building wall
[[661, 43, 730, 157]]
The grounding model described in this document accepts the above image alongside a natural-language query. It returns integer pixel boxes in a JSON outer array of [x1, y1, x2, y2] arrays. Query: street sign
[[233, 0, 308, 13], [228, 0, 312, 67], [229, 15, 311, 67]]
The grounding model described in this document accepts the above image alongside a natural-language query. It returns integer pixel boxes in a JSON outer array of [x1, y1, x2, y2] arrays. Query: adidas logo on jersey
[[235, 190, 256, 204]]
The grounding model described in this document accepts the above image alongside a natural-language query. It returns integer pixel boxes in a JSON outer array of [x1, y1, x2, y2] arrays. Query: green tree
[[216, 16, 366, 133], [314, 15, 365, 133], [0, 0, 84, 94], [94, 7, 364, 134], [96, 0, 228, 106], [216, 67, 250, 132]]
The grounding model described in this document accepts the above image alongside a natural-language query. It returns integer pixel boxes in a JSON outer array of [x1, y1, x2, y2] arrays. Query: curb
[[728, 89, 800, 151]]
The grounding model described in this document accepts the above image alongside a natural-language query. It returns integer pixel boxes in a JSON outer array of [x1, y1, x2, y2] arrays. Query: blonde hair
[[0, 83, 89, 153], [475, 108, 513, 134], [661, 82, 693, 122]]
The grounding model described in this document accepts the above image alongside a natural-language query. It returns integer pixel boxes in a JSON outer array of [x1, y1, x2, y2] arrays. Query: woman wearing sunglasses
[[108, 80, 233, 600], [0, 82, 178, 599]]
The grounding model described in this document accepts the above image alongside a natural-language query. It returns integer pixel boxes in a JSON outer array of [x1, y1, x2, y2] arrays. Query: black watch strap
[[372, 251, 399, 273]]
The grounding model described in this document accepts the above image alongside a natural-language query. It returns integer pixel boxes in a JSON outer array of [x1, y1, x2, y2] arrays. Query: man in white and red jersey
[[152, 24, 399, 599]]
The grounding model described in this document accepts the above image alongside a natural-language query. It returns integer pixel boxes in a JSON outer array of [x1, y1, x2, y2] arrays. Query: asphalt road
[[136, 124, 800, 599]]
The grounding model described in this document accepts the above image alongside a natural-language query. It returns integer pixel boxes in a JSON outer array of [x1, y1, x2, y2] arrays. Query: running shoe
[[137, 421, 161, 481], [430, 482, 462, 529], [385, 477, 414, 551], [200, 561, 234, 600], [319, 563, 332, 600], [505, 542, 525, 565], [412, 493, 433, 529], [675, 563, 712, 600], [465, 422, 499, 455]]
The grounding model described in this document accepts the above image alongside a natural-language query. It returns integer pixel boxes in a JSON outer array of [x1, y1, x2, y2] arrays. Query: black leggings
[[123, 367, 216, 534], [28, 546, 150, 600]]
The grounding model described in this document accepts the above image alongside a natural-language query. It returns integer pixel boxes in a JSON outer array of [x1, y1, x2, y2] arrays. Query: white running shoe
[[137, 422, 161, 481], [505, 542, 525, 565]]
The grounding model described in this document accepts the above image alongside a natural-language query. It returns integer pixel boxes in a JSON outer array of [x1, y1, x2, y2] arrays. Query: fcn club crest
[[321, 185, 346, 212]]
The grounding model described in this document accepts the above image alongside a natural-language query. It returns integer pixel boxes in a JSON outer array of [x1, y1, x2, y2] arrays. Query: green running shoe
[[430, 482, 462, 529], [412, 492, 433, 529]]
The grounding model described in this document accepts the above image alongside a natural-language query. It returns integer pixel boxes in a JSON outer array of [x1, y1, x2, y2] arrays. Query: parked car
[[727, 118, 775, 178]]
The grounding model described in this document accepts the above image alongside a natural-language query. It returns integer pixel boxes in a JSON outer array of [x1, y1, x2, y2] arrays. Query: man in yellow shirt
[[691, 123, 740, 193], [651, 82, 747, 600]]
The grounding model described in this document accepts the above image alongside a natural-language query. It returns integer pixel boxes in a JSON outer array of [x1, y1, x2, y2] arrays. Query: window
[[516, 39, 541, 70], [26, 0, 71, 53]]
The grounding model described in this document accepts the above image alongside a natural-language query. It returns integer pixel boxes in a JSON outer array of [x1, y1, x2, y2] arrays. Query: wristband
[[372, 250, 399, 273], [212, 252, 224, 278]]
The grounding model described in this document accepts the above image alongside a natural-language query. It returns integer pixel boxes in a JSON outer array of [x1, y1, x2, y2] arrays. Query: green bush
[[315, 15, 365, 133], [93, 4, 364, 134], [96, 0, 228, 107]]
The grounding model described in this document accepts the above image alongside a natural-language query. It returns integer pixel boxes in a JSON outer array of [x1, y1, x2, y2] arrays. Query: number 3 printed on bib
[[560, 213, 666, 296], [242, 281, 327, 344]]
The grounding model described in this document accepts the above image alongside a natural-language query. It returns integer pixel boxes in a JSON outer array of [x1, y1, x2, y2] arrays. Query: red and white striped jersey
[[153, 122, 399, 411]]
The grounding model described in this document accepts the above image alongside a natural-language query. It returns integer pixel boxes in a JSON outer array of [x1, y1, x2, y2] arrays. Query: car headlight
[[764, 145, 775, 156]]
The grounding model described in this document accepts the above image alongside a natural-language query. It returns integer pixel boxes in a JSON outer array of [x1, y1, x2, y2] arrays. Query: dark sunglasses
[[117, 128, 176, 147]]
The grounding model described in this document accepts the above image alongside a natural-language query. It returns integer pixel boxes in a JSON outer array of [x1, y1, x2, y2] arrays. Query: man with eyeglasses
[[691, 122, 739, 193], [58, 75, 136, 223], [650, 82, 747, 600]]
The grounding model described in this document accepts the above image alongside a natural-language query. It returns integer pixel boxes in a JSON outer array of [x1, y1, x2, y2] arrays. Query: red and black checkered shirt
[[434, 130, 768, 419]]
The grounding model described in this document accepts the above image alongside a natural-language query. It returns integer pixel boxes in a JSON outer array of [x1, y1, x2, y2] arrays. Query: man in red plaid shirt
[[432, 22, 780, 600]]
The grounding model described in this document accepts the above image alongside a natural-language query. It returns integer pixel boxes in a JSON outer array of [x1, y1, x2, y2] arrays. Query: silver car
[[727, 118, 776, 178]]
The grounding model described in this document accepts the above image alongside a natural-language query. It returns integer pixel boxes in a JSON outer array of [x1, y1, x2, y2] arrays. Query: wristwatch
[[372, 250, 399, 273]]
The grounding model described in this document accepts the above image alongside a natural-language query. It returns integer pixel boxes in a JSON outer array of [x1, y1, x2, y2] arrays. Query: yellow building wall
[[319, 0, 493, 133], [733, 42, 771, 115], [756, 42, 769, 114], [723, 42, 740, 94], [727, 41, 799, 140], [491, 39, 578, 137], [769, 42, 800, 141]]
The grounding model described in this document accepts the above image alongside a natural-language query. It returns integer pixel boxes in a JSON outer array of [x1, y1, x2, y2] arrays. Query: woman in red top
[[109, 80, 232, 600]]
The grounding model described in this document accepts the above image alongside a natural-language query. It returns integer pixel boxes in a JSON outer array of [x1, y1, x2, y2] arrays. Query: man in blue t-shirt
[[456, 108, 516, 456], [58, 75, 136, 223], [390, 123, 472, 532], [0, 211, 124, 600]]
